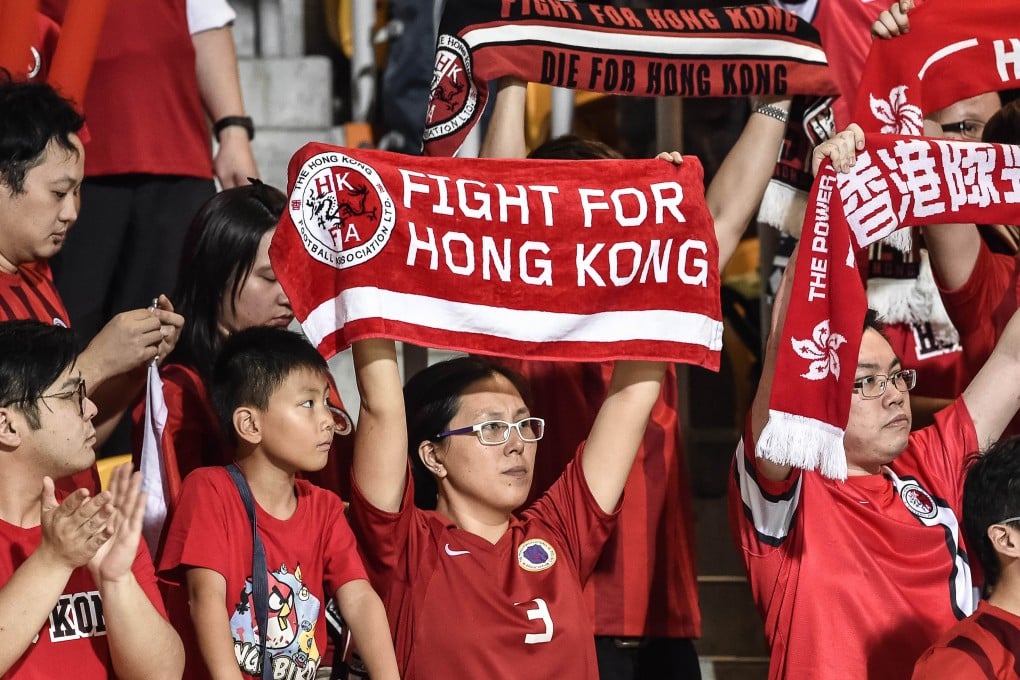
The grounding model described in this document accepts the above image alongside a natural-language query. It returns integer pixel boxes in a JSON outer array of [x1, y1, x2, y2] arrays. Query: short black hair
[[0, 72, 84, 193], [0, 320, 78, 429], [863, 308, 886, 336], [528, 134, 623, 160], [210, 327, 330, 446], [982, 99, 1020, 145], [963, 437, 1020, 594], [404, 356, 531, 509]]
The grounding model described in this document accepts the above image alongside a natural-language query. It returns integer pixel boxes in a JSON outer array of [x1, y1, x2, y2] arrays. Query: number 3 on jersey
[[515, 598, 554, 644]]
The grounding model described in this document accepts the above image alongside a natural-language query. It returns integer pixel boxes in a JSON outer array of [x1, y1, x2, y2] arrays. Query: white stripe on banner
[[302, 286, 724, 352], [461, 24, 829, 66]]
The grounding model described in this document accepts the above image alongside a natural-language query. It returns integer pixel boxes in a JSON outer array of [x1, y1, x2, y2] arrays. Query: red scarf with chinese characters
[[424, 0, 838, 156], [270, 143, 723, 367], [761, 134, 1020, 479], [854, 0, 1020, 134]]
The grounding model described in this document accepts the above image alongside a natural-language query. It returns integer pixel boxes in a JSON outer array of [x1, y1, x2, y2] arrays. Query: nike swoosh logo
[[444, 543, 470, 556]]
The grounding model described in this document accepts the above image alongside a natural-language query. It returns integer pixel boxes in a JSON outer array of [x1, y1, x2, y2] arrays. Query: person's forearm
[[87, 369, 146, 447], [707, 98, 791, 269], [101, 577, 184, 680], [337, 584, 400, 680], [193, 26, 246, 123], [352, 340, 409, 512], [480, 77, 528, 159], [581, 360, 666, 513], [922, 223, 981, 291], [0, 548, 75, 674]]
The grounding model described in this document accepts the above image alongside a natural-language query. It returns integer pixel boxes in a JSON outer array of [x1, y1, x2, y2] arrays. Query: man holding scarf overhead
[[732, 126, 1020, 679]]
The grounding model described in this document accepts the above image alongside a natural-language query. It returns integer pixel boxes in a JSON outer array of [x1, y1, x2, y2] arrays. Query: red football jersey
[[0, 261, 70, 327], [731, 399, 979, 680], [912, 600, 1020, 680], [349, 454, 617, 680], [501, 359, 699, 637]]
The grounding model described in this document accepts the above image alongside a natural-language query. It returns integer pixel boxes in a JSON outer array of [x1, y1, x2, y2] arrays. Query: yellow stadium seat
[[96, 453, 132, 491]]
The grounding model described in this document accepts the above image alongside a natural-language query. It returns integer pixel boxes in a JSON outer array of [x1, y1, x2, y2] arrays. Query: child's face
[[256, 367, 334, 472]]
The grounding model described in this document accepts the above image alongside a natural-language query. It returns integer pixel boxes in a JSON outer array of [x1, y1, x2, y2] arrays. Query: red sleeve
[[520, 445, 619, 581], [938, 242, 1018, 380], [157, 469, 232, 585], [347, 469, 416, 589], [899, 398, 978, 511], [318, 490, 368, 595], [911, 644, 988, 680], [728, 414, 803, 556]]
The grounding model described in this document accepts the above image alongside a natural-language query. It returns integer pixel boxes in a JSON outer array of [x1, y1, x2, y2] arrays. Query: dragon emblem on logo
[[423, 34, 479, 144], [289, 151, 395, 271]]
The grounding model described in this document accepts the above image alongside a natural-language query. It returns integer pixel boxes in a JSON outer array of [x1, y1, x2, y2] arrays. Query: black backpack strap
[[226, 464, 272, 680]]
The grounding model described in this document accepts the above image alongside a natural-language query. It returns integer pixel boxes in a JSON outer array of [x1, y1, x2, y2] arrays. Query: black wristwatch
[[213, 115, 255, 141]]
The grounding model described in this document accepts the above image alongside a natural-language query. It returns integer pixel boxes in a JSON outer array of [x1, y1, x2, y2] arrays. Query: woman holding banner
[[348, 337, 665, 679]]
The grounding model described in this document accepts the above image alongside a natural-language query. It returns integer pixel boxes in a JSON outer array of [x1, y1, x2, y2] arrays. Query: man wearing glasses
[[731, 244, 1020, 679], [0, 319, 183, 679]]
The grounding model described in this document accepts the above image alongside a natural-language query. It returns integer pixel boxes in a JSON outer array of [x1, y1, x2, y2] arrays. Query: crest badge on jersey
[[517, 539, 557, 572], [423, 35, 478, 144], [899, 481, 938, 520], [289, 151, 396, 271]]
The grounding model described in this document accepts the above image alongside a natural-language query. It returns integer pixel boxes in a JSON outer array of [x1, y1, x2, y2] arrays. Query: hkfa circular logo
[[423, 35, 478, 144], [900, 482, 938, 520], [289, 151, 395, 270], [517, 539, 557, 573]]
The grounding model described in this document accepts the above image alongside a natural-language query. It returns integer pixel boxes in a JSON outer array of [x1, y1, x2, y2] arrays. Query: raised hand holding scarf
[[760, 134, 1020, 479]]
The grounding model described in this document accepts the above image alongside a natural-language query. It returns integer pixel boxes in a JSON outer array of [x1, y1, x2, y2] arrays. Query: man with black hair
[[0, 319, 182, 679], [0, 76, 183, 458], [913, 436, 1020, 678]]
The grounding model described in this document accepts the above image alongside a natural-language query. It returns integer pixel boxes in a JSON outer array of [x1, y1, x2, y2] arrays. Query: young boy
[[912, 437, 1020, 679], [158, 327, 399, 680]]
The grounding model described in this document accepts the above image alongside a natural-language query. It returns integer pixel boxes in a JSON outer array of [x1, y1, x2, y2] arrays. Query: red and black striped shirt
[[913, 600, 1020, 679]]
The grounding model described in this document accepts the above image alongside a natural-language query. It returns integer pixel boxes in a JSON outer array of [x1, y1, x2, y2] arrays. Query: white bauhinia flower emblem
[[869, 85, 923, 135], [791, 320, 847, 381]]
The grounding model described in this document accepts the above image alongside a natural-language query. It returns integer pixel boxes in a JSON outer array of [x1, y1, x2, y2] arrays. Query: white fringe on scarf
[[757, 410, 848, 480], [866, 250, 961, 345]]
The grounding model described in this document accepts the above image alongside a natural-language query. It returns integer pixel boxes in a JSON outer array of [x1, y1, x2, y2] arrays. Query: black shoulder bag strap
[[226, 464, 272, 680]]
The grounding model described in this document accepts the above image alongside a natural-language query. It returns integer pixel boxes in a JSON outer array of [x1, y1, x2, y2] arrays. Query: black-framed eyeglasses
[[40, 378, 87, 417], [852, 369, 917, 400], [435, 417, 546, 446], [940, 119, 985, 140]]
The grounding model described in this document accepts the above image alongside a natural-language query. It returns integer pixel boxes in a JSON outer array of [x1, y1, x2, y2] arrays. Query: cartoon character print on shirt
[[230, 562, 322, 679]]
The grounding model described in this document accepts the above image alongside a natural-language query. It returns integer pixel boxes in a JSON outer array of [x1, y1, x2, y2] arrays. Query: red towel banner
[[270, 143, 723, 367], [424, 0, 839, 155]]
